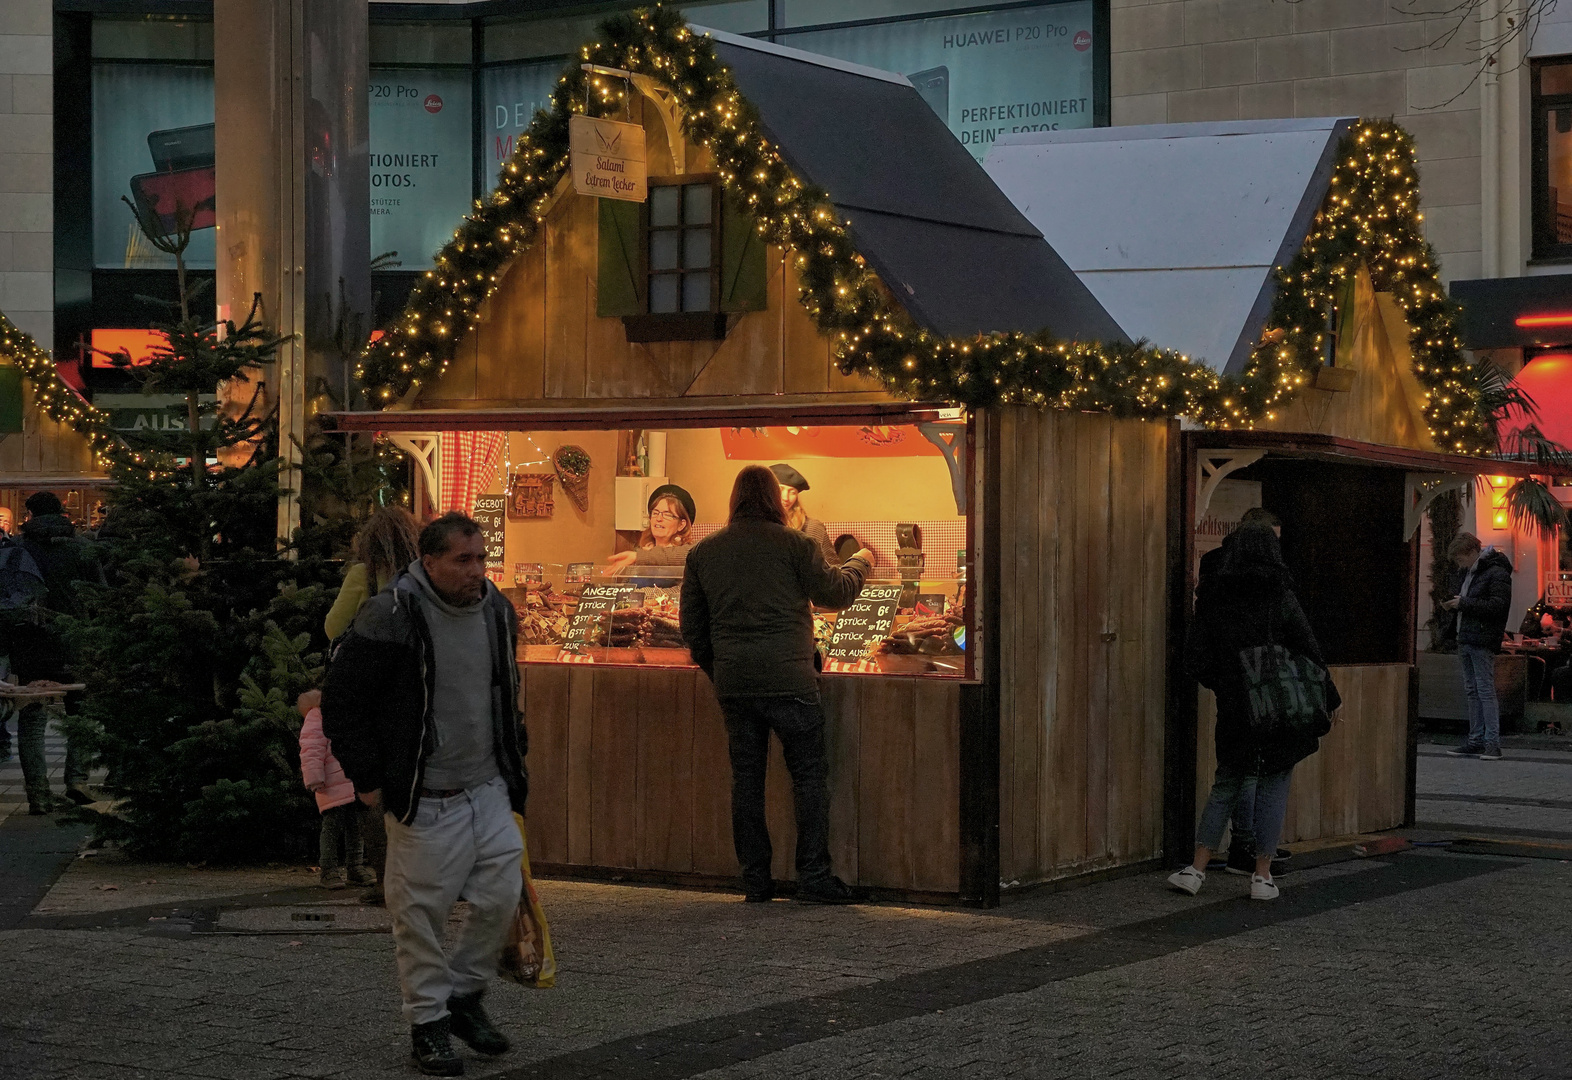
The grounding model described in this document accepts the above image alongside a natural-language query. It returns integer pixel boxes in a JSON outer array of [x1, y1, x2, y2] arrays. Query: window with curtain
[[1533, 58, 1572, 258]]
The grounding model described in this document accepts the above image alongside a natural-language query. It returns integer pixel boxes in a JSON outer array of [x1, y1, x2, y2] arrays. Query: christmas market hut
[[986, 118, 1555, 859], [324, 12, 1505, 902], [0, 315, 113, 531]]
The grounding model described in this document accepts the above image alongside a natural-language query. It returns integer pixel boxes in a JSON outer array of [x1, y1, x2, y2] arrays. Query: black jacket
[[10, 514, 102, 679], [1453, 549, 1514, 652], [1186, 571, 1334, 774], [320, 571, 527, 824], [681, 517, 870, 698]]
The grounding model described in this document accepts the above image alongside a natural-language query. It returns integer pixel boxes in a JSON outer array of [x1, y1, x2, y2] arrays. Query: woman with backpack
[[1170, 522, 1337, 902]]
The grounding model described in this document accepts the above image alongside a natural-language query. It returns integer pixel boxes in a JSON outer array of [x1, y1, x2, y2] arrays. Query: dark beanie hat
[[769, 463, 809, 492], [648, 484, 696, 523], [25, 491, 64, 517]]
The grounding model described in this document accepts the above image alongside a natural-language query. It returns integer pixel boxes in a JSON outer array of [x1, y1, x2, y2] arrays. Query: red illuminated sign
[[91, 329, 170, 368], [1513, 314, 1572, 328]]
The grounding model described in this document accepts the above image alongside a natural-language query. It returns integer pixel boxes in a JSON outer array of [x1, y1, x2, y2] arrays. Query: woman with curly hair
[[324, 505, 423, 641]]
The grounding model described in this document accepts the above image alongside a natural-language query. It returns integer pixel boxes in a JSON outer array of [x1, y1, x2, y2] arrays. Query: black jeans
[[719, 693, 833, 890]]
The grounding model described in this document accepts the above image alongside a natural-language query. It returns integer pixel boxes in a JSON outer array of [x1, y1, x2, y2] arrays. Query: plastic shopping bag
[[497, 813, 556, 988]]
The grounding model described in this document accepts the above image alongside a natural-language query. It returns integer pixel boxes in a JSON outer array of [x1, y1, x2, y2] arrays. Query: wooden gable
[[1258, 266, 1437, 452], [419, 103, 885, 410]]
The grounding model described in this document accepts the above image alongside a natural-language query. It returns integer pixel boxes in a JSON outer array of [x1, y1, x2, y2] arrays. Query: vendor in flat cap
[[607, 483, 696, 580], [770, 464, 837, 564]]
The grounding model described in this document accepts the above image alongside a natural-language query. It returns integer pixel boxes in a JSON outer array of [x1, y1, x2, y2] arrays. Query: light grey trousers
[[384, 775, 523, 1025]]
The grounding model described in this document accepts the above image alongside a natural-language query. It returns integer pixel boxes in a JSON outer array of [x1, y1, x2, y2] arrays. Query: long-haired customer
[[1171, 522, 1335, 901], [681, 466, 873, 904]]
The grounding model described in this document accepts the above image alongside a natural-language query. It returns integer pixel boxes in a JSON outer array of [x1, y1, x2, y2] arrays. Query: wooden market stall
[[327, 25, 1175, 903], [986, 118, 1543, 857], [0, 360, 110, 530]]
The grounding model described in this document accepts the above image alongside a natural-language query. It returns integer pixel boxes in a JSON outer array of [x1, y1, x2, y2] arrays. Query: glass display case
[[505, 563, 967, 677]]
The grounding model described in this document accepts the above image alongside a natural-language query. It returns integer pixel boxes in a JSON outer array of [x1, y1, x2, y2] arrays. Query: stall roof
[[700, 28, 1128, 344], [982, 118, 1352, 374], [1189, 430, 1572, 479]]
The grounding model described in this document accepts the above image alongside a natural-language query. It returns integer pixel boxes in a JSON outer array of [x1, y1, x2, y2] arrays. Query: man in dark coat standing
[[682, 465, 872, 904], [1442, 531, 1514, 760], [10, 492, 99, 812]]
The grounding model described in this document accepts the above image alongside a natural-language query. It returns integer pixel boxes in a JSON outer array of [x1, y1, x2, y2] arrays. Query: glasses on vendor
[[649, 508, 683, 522]]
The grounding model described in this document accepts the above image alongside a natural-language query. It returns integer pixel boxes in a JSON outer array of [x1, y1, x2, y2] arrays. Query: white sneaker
[[1250, 874, 1279, 901], [1167, 866, 1205, 895]]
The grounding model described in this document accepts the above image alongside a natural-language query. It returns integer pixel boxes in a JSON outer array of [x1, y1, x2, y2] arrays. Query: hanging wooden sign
[[508, 472, 556, 520], [569, 114, 647, 202]]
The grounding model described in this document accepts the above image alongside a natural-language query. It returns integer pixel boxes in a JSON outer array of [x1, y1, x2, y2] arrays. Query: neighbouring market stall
[[324, 12, 1511, 901], [985, 118, 1569, 854], [0, 337, 111, 530]]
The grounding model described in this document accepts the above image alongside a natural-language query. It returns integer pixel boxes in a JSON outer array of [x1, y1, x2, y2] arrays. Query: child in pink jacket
[[298, 690, 374, 890]]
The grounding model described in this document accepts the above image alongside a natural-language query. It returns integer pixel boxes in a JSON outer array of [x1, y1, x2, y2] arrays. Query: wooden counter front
[[518, 663, 961, 894]]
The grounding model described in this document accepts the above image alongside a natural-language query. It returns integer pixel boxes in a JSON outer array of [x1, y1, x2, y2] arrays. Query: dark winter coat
[[1453, 548, 1514, 652], [10, 514, 102, 680], [1185, 571, 1334, 774], [680, 517, 871, 698], [320, 571, 527, 825]]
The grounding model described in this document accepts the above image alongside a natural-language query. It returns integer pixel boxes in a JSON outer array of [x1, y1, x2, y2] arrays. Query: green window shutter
[[597, 197, 645, 318], [719, 194, 767, 313], [0, 365, 23, 435]]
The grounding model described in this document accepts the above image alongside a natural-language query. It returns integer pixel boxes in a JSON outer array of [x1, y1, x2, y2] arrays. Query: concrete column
[[213, 0, 368, 541], [0, 0, 53, 351]]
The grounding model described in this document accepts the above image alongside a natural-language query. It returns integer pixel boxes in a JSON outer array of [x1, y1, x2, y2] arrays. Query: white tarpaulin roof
[[982, 118, 1352, 373]]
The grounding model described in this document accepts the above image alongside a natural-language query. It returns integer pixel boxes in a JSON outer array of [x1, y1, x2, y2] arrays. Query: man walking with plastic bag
[[323, 512, 528, 1076]]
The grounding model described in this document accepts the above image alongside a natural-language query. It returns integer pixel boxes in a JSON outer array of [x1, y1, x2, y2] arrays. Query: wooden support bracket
[[918, 421, 968, 515], [1195, 449, 1265, 520], [389, 432, 442, 514], [1404, 472, 1472, 541], [583, 64, 686, 175]]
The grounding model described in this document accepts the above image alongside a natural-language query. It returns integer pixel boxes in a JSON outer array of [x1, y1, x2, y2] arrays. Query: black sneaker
[[1446, 743, 1483, 757], [410, 1017, 464, 1076], [743, 885, 775, 903], [1224, 846, 1256, 877], [795, 876, 869, 905], [448, 989, 510, 1057], [1271, 847, 1291, 865], [1480, 745, 1503, 761], [64, 784, 96, 806]]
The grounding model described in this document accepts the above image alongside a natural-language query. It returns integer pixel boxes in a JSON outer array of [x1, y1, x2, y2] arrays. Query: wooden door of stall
[[994, 408, 1171, 886]]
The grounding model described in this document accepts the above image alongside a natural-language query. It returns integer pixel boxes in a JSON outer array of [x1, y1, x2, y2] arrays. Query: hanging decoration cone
[[553, 444, 591, 513]]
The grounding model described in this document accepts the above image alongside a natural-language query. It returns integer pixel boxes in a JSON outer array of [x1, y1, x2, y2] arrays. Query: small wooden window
[[647, 180, 718, 314]]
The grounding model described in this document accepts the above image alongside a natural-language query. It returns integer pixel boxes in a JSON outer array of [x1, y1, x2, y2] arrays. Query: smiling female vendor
[[771, 463, 837, 564], [606, 484, 695, 578]]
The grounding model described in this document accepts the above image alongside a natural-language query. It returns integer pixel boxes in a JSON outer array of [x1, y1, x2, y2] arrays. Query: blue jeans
[[1197, 762, 1293, 860], [719, 693, 833, 889], [1458, 644, 1500, 749]]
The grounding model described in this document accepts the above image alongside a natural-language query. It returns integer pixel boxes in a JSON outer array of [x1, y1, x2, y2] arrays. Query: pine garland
[[0, 7, 1488, 458], [0, 310, 129, 470]]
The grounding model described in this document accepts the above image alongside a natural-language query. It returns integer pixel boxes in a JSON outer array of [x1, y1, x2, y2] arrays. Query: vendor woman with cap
[[606, 484, 696, 579], [770, 464, 837, 564]]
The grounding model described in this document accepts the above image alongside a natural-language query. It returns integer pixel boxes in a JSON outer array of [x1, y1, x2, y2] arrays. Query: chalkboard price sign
[[562, 583, 638, 646], [824, 585, 903, 662], [474, 495, 506, 572]]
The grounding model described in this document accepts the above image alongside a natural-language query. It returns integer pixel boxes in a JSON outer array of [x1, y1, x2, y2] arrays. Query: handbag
[[1237, 601, 1336, 740], [497, 813, 556, 989]]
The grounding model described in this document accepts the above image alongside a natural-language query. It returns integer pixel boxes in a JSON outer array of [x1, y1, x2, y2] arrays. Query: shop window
[[1533, 58, 1572, 258], [597, 179, 767, 340]]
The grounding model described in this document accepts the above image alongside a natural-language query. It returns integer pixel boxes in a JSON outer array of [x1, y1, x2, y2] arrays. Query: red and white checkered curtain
[[438, 431, 506, 516]]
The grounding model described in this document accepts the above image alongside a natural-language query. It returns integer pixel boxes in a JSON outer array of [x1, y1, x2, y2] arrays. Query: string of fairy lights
[[0, 310, 133, 470], [355, 7, 1492, 451], [1, 5, 1494, 462]]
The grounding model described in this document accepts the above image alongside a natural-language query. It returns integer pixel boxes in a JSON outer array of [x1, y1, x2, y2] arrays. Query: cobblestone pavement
[[0, 742, 1567, 1080]]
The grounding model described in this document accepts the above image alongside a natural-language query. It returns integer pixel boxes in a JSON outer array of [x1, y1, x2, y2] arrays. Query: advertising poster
[[481, 60, 565, 185], [780, 0, 1095, 161], [369, 67, 473, 267], [92, 64, 216, 270]]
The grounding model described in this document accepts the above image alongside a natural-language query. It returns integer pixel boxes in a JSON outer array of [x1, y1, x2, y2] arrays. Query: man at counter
[[681, 465, 874, 905], [771, 463, 838, 564]]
